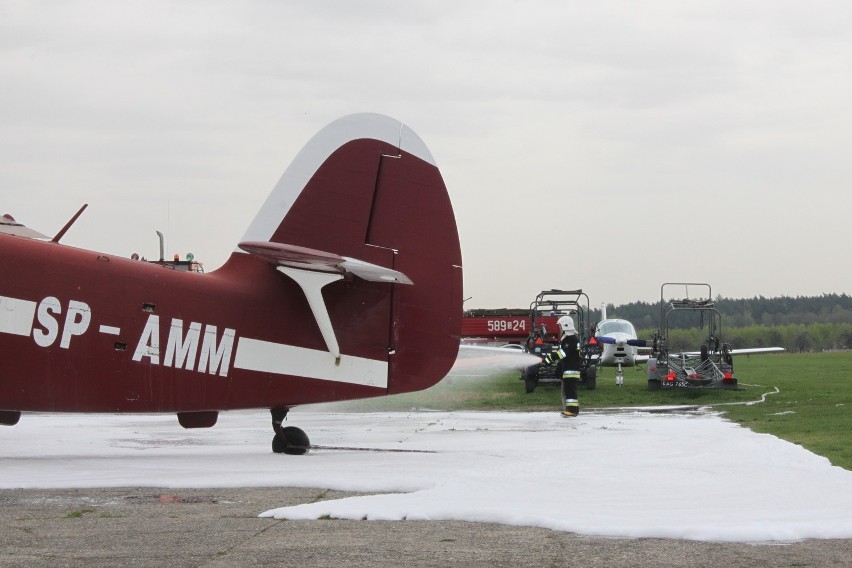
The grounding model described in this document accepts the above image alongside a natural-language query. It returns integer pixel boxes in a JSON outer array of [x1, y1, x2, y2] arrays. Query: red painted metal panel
[[461, 314, 560, 342]]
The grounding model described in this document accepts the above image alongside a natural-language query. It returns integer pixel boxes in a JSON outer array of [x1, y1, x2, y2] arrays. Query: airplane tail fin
[[224, 114, 462, 397]]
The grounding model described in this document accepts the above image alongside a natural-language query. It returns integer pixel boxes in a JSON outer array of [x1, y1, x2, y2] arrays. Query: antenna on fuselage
[[51, 203, 88, 243]]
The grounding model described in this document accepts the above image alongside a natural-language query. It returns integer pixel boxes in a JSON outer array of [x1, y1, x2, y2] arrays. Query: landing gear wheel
[[583, 365, 597, 390], [272, 426, 310, 455]]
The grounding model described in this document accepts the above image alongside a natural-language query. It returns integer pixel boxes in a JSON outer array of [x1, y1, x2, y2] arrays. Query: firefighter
[[544, 315, 582, 417]]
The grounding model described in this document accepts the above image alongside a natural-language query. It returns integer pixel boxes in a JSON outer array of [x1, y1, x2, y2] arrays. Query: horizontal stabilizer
[[238, 241, 413, 284]]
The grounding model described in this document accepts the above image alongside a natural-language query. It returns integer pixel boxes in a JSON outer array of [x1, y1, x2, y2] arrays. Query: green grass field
[[327, 351, 852, 470]]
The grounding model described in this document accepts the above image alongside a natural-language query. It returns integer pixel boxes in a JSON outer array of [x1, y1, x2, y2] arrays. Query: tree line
[[594, 293, 852, 352], [633, 323, 852, 353]]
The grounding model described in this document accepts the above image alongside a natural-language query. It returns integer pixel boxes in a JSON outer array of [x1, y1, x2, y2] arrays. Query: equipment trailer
[[647, 283, 737, 390], [521, 289, 601, 393]]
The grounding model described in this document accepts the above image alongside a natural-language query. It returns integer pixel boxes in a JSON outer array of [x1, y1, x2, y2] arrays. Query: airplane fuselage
[[0, 235, 410, 412], [0, 234, 454, 414], [595, 318, 642, 368]]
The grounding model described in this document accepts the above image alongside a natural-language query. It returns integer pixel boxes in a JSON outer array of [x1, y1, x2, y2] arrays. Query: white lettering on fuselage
[[32, 296, 91, 349], [197, 325, 236, 377], [164, 318, 201, 371], [21, 296, 236, 377], [62, 300, 91, 349], [133, 315, 235, 377], [133, 314, 161, 364], [2, 294, 391, 388]]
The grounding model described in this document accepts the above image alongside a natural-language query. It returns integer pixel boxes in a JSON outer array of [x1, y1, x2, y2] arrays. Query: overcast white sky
[[2, 1, 851, 308]]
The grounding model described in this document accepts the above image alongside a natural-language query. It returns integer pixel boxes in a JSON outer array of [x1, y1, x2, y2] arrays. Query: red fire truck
[[461, 308, 561, 346]]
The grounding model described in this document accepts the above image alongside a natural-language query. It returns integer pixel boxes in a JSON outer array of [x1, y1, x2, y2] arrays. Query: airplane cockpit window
[[597, 320, 636, 336]]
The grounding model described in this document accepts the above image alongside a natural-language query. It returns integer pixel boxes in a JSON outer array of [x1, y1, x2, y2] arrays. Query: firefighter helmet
[[557, 316, 576, 334]]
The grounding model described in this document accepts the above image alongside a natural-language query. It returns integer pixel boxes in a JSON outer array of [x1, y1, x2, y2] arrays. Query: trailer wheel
[[583, 365, 597, 390], [648, 378, 661, 391], [523, 365, 539, 393]]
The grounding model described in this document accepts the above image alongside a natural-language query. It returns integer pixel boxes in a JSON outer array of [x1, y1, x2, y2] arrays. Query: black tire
[[583, 365, 597, 390], [271, 434, 286, 454], [272, 426, 310, 455], [648, 378, 662, 391], [523, 365, 539, 394], [700, 344, 709, 361]]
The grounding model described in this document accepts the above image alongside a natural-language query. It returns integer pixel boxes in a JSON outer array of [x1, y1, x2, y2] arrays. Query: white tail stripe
[[0, 296, 36, 336], [238, 113, 435, 247], [233, 337, 388, 389]]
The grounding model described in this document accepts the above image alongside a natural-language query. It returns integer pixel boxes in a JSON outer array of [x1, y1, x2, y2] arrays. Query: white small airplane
[[592, 305, 650, 386]]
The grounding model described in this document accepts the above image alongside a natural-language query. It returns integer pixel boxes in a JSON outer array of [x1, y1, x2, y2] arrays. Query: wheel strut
[[271, 407, 287, 436]]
